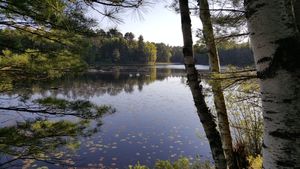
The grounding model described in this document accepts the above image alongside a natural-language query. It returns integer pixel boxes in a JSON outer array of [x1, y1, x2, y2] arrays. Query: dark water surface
[[0, 65, 213, 169]]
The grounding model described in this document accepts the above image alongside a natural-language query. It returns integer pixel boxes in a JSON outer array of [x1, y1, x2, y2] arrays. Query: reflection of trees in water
[[0, 66, 187, 168], [1, 67, 186, 99]]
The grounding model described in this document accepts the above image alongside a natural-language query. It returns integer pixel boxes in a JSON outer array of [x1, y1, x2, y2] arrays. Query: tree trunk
[[245, 0, 300, 168], [198, 0, 220, 73], [179, 0, 227, 168], [198, 0, 235, 168], [293, 0, 300, 30]]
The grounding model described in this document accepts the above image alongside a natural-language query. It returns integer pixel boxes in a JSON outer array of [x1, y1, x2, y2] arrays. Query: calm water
[[0, 65, 213, 169]]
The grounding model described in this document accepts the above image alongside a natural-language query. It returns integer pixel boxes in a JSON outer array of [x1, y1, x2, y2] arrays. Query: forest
[[0, 0, 299, 169], [0, 28, 253, 70]]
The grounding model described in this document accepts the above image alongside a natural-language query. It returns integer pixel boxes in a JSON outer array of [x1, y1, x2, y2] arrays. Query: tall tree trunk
[[198, 0, 235, 168], [198, 0, 220, 72], [245, 0, 300, 168], [293, 0, 300, 30], [179, 0, 227, 168]]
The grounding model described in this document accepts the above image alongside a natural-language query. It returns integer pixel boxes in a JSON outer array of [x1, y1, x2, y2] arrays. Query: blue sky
[[90, 0, 201, 46]]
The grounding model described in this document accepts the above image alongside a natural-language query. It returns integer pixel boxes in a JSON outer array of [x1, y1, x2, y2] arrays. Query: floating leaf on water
[[54, 152, 64, 158], [171, 154, 177, 158], [37, 167, 49, 169]]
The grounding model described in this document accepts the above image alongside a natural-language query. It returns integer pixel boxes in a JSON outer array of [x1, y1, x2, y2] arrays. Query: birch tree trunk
[[179, 0, 227, 168], [245, 0, 300, 168], [198, 0, 235, 168]]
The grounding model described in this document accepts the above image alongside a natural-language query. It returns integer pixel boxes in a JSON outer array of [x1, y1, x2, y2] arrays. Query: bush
[[129, 157, 213, 169]]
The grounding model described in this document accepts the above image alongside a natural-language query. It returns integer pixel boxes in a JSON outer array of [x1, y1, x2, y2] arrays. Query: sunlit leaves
[[1, 0, 96, 34], [0, 119, 87, 167], [0, 49, 87, 79]]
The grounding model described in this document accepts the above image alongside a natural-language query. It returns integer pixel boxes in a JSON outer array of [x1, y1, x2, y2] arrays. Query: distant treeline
[[83, 29, 157, 65], [169, 43, 254, 67], [0, 28, 254, 73], [83, 29, 254, 66]]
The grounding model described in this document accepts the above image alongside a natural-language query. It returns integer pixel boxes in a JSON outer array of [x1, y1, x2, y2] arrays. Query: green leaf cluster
[[0, 49, 86, 78], [129, 157, 213, 169]]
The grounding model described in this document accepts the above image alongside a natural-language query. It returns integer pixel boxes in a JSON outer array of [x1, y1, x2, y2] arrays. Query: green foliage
[[129, 162, 149, 169], [222, 68, 263, 156], [144, 42, 157, 64], [112, 48, 121, 63], [0, 119, 88, 167], [0, 49, 86, 78], [0, 0, 94, 79], [156, 43, 172, 62], [154, 160, 174, 169], [0, 75, 13, 92], [82, 30, 157, 65], [0, 95, 114, 167], [129, 157, 213, 169], [155, 157, 189, 169], [0, 0, 95, 34]]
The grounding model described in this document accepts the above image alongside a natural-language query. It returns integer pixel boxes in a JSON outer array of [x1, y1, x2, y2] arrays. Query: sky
[[89, 0, 202, 46]]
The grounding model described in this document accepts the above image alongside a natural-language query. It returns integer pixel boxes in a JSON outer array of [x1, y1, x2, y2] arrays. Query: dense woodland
[[0, 28, 253, 72], [0, 0, 299, 169]]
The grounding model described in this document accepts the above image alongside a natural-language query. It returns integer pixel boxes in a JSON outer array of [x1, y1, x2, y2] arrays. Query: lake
[[0, 65, 214, 169]]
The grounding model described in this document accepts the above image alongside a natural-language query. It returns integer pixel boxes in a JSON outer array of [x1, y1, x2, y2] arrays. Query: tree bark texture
[[179, 0, 227, 168], [198, 0, 235, 168], [245, 0, 300, 168], [198, 0, 220, 73], [293, 0, 300, 30]]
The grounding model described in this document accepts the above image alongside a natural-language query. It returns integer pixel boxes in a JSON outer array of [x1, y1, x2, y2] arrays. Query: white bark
[[179, 0, 227, 168], [198, 0, 235, 168], [245, 0, 300, 168]]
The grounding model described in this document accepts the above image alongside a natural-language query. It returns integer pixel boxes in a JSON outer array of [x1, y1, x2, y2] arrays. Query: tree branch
[[190, 7, 245, 13], [215, 33, 249, 41]]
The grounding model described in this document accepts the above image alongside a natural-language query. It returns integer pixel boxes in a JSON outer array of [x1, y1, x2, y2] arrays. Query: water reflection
[[0, 65, 212, 168], [2, 65, 186, 99]]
